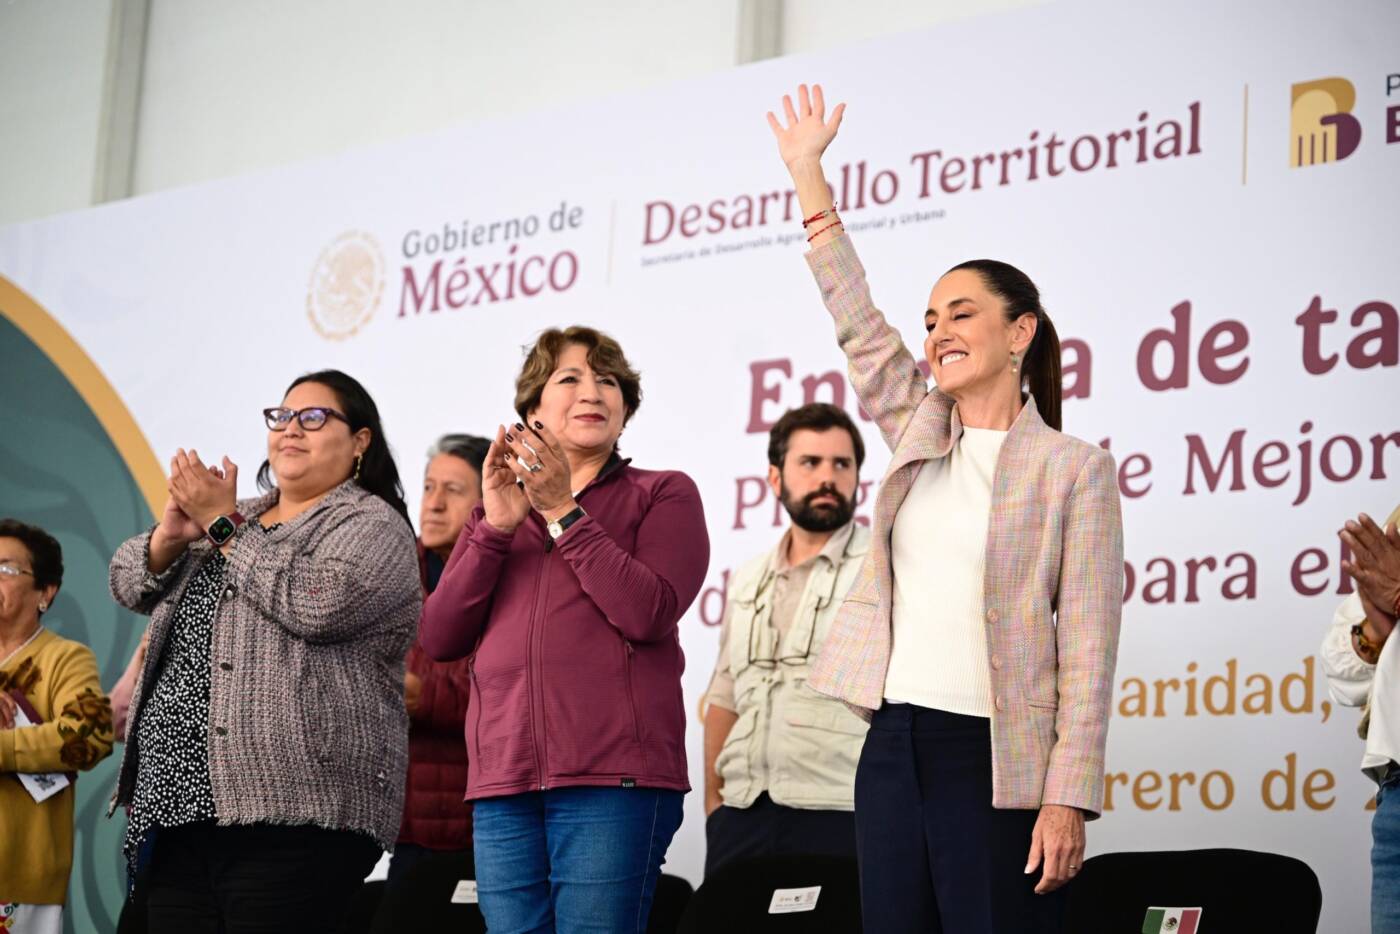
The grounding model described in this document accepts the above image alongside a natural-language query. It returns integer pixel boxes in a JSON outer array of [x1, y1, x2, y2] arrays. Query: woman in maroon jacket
[[421, 326, 709, 934]]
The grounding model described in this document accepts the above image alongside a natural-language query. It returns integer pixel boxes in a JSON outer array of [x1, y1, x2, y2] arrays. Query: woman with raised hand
[[420, 326, 709, 934], [767, 84, 1123, 933], [108, 369, 421, 934]]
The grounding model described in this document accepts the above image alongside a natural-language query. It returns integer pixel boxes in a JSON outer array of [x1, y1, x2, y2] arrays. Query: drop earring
[[354, 454, 363, 482], [1010, 351, 1021, 374]]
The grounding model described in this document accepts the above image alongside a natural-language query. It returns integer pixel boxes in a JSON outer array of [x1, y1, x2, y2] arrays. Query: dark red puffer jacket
[[396, 542, 473, 849]]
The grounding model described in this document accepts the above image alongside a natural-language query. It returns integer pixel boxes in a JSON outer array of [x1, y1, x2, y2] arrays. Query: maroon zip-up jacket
[[419, 458, 709, 799]]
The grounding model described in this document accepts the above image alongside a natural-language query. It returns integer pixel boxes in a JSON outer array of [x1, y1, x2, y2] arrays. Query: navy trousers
[[704, 792, 857, 877], [855, 703, 1066, 933]]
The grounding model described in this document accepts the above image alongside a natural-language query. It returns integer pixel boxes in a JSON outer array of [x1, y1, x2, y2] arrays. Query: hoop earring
[[354, 454, 363, 482]]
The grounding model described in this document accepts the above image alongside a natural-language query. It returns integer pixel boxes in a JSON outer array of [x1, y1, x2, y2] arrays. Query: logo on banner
[[307, 231, 385, 340], [1290, 77, 1362, 167]]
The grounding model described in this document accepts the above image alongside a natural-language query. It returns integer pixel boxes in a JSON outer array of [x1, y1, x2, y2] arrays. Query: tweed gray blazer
[[108, 480, 421, 849]]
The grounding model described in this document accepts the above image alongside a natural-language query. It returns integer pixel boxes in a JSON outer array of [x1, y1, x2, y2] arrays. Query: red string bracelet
[[807, 221, 843, 242], [802, 208, 838, 228]]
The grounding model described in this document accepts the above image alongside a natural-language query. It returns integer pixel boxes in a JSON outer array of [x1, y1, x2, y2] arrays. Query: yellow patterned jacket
[[0, 626, 114, 904]]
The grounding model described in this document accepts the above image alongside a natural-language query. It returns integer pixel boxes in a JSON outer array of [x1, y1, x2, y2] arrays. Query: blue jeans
[[1375, 771, 1400, 933], [472, 786, 684, 934]]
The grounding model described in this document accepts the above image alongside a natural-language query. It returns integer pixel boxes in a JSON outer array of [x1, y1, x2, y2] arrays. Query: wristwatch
[[206, 512, 246, 547], [547, 506, 587, 541]]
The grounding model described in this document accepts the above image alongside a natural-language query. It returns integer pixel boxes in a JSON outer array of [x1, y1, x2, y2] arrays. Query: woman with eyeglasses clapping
[[108, 369, 421, 934]]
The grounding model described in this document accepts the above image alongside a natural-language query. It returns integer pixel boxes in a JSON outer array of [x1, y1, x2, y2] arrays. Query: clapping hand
[[481, 427, 532, 533], [1341, 514, 1400, 622]]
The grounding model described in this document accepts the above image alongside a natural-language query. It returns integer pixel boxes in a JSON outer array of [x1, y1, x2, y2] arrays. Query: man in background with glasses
[[702, 403, 871, 878]]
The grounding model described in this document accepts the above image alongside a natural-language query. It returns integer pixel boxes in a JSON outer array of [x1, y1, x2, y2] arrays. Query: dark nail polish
[[504, 433, 514, 442], [514, 423, 525, 431], [533, 421, 543, 430]]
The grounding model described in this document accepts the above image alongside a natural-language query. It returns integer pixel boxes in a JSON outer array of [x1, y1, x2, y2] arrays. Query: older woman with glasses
[[1, 519, 114, 934], [108, 369, 422, 934]]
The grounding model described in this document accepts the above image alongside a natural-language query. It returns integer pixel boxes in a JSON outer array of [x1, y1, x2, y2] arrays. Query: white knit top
[[884, 426, 1007, 717]]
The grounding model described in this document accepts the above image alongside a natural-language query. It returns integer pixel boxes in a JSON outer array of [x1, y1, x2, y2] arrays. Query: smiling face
[[527, 342, 627, 458], [419, 453, 481, 554], [266, 381, 370, 500], [0, 537, 54, 631], [923, 269, 1038, 400]]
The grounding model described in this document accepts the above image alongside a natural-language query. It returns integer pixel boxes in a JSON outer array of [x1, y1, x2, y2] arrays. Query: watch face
[[548, 521, 563, 539], [208, 516, 235, 543]]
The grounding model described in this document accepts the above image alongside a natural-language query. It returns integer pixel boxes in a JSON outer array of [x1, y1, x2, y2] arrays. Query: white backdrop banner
[[2, 1, 1397, 930]]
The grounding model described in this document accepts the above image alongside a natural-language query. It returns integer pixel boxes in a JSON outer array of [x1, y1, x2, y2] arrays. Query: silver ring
[[527, 461, 543, 474]]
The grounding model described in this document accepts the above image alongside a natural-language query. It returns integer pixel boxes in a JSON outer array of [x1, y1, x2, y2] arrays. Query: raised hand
[[766, 83, 845, 170], [481, 426, 531, 533]]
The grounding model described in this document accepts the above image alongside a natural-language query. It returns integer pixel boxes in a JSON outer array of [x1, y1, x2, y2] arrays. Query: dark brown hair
[[947, 259, 1063, 431], [768, 403, 866, 471], [255, 370, 411, 527], [515, 326, 642, 425], [0, 518, 64, 606]]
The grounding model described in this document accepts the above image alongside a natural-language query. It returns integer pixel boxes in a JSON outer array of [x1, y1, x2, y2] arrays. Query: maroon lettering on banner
[[1138, 301, 1194, 390], [399, 260, 442, 315], [1062, 338, 1093, 399], [1296, 295, 1339, 374], [1347, 302, 1399, 369], [698, 569, 731, 627], [747, 359, 792, 433], [732, 477, 769, 530], [1122, 552, 1256, 604], [1388, 104, 1400, 144], [1183, 425, 1397, 507], [1099, 438, 1154, 499], [1296, 296, 1397, 375], [1137, 301, 1251, 391], [643, 201, 675, 245]]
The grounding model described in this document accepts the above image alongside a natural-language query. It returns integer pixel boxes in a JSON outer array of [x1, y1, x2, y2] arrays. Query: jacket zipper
[[468, 657, 481, 763], [526, 532, 555, 791], [622, 640, 641, 743]]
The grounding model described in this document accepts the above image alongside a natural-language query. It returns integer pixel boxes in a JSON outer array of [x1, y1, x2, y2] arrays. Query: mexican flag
[[1142, 906, 1203, 934]]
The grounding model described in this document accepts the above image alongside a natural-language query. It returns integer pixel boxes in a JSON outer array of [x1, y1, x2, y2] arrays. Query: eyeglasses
[[0, 564, 34, 579], [263, 407, 350, 432]]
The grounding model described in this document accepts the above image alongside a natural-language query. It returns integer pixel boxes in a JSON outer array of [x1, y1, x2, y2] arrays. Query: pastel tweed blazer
[[805, 234, 1124, 817], [108, 480, 421, 848]]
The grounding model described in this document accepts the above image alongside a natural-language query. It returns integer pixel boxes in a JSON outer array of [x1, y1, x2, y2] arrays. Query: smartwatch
[[547, 506, 587, 541], [206, 512, 246, 547]]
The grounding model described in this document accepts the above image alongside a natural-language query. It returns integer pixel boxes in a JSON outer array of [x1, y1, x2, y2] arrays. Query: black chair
[[647, 872, 695, 933], [678, 854, 861, 933], [372, 849, 486, 934], [1063, 848, 1321, 934]]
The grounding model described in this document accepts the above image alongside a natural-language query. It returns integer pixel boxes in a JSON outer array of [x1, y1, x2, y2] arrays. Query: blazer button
[[990, 655, 1003, 670], [994, 696, 1006, 712], [219, 662, 233, 671], [214, 726, 228, 736], [986, 609, 1000, 624], [223, 585, 235, 600]]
